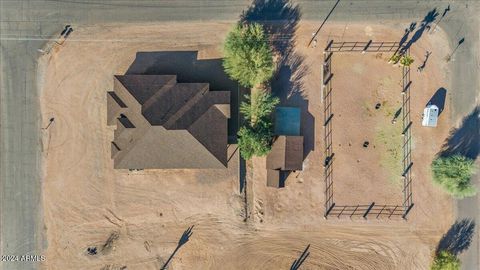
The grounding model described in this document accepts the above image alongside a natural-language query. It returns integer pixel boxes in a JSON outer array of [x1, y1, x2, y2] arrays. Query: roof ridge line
[[187, 106, 227, 167], [141, 75, 177, 111], [113, 125, 152, 165], [163, 83, 210, 129]]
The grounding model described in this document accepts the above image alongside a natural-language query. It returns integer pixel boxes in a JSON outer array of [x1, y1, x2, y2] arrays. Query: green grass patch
[[375, 121, 403, 185]]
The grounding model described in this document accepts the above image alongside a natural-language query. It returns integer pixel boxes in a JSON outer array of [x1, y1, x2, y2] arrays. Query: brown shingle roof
[[115, 75, 177, 104], [108, 75, 230, 169], [266, 136, 304, 171]]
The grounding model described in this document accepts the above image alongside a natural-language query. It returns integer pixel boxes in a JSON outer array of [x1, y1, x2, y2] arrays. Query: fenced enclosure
[[322, 40, 414, 220]]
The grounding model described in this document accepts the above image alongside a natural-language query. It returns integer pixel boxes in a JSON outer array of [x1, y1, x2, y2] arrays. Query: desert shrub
[[431, 251, 460, 270], [223, 23, 275, 88], [431, 155, 477, 198]]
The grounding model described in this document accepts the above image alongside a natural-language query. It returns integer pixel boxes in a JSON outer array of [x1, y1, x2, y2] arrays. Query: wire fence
[[401, 50, 414, 216], [327, 204, 405, 219], [322, 40, 414, 220], [323, 50, 334, 212], [325, 40, 401, 53]]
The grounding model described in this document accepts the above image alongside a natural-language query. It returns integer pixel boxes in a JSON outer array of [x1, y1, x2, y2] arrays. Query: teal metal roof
[[275, 107, 301, 136]]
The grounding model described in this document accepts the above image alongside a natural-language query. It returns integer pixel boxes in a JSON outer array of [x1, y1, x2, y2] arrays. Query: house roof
[[109, 75, 230, 169], [266, 135, 304, 171]]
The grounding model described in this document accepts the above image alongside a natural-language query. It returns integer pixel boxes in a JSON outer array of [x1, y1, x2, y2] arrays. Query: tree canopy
[[223, 23, 275, 88], [240, 90, 279, 126], [431, 155, 478, 198], [237, 90, 279, 159], [237, 124, 273, 160], [431, 251, 460, 270]]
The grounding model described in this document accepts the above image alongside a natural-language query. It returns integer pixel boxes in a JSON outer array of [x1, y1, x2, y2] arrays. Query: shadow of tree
[[272, 53, 308, 101], [440, 106, 480, 159], [240, 0, 301, 59], [400, 8, 439, 54], [161, 225, 194, 270], [398, 22, 417, 51], [437, 219, 476, 256]]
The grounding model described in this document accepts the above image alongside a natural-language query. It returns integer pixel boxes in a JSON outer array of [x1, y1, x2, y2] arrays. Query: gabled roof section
[[115, 75, 177, 104], [115, 127, 226, 169], [188, 106, 229, 167], [142, 83, 209, 126], [266, 135, 303, 171]]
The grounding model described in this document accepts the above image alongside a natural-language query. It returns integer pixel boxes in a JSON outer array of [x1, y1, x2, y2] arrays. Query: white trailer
[[422, 104, 439, 127]]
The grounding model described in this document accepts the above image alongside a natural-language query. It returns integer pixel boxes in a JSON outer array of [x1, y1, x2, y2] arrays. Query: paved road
[[458, 170, 480, 270], [0, 1, 478, 269]]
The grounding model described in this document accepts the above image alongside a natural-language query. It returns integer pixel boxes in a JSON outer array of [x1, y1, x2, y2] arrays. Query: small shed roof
[[266, 169, 281, 188], [266, 135, 303, 171]]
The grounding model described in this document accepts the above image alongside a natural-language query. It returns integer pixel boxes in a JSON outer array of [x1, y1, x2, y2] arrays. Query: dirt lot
[[40, 21, 455, 269], [331, 52, 404, 205]]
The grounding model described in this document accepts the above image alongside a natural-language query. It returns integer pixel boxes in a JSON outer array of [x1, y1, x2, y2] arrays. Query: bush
[[431, 251, 460, 270], [431, 155, 477, 198], [223, 23, 275, 88]]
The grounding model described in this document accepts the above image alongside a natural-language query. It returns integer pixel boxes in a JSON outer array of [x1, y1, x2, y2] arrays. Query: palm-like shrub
[[223, 23, 275, 88], [431, 251, 460, 270], [388, 53, 401, 64], [431, 155, 477, 198], [400, 55, 415, 66]]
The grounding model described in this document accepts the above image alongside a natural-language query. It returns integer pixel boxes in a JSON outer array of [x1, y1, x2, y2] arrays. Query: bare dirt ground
[[331, 52, 404, 205], [40, 21, 455, 270]]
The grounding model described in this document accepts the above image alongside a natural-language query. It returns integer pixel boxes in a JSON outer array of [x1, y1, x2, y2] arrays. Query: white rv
[[422, 104, 439, 127]]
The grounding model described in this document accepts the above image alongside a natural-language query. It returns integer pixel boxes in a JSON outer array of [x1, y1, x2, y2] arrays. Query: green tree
[[431, 251, 460, 270], [223, 23, 275, 88], [431, 155, 478, 198], [237, 124, 273, 160], [237, 90, 279, 159], [240, 90, 279, 126]]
